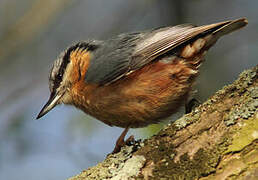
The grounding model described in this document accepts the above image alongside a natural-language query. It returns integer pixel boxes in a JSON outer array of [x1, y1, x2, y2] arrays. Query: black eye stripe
[[49, 41, 99, 93]]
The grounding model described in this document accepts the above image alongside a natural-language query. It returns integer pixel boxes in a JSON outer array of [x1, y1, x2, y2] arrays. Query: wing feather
[[85, 18, 247, 85], [130, 21, 231, 69]]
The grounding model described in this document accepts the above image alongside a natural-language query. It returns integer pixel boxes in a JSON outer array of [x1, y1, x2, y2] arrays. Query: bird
[[37, 18, 247, 153]]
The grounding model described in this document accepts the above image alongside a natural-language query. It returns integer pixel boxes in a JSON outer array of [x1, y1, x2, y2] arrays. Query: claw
[[111, 127, 130, 154], [185, 98, 201, 114]]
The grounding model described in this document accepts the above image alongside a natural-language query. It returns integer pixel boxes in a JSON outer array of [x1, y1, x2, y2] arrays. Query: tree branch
[[69, 65, 258, 180]]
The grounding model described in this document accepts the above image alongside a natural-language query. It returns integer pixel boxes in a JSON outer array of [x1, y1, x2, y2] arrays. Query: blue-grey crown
[[48, 41, 100, 93]]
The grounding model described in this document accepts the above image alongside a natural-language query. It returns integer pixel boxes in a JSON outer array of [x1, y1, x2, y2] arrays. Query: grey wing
[[131, 18, 247, 69], [85, 18, 247, 85], [130, 21, 233, 69], [84, 33, 142, 85]]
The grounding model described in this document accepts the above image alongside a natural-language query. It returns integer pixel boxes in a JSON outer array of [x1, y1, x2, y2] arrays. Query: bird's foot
[[185, 98, 201, 114], [112, 134, 135, 154]]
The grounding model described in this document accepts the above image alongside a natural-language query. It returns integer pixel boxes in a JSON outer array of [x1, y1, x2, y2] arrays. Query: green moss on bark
[[69, 66, 257, 180]]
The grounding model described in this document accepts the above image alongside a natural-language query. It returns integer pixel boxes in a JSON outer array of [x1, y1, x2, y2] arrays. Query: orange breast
[[70, 54, 202, 128]]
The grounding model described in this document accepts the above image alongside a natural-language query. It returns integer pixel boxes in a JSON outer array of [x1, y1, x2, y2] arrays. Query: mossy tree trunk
[[70, 66, 258, 180]]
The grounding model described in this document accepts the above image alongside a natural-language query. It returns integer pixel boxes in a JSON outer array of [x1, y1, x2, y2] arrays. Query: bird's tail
[[180, 18, 248, 69], [212, 18, 248, 38], [203, 18, 248, 48]]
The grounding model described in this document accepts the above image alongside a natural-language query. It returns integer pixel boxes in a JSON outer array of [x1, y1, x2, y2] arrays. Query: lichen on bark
[[69, 65, 257, 180]]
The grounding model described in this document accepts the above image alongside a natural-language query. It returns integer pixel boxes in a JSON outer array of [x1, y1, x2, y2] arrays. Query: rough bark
[[69, 65, 258, 180]]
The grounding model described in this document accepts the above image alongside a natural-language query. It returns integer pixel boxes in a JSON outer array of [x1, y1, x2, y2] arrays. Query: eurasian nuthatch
[[37, 18, 247, 153]]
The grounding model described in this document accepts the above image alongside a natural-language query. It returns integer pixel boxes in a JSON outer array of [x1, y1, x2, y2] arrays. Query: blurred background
[[0, 0, 257, 179]]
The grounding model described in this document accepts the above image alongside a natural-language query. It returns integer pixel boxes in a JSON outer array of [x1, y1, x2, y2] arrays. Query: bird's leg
[[185, 98, 201, 114], [112, 127, 134, 154]]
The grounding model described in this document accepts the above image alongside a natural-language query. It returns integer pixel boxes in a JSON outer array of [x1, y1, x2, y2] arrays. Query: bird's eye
[[57, 73, 62, 80]]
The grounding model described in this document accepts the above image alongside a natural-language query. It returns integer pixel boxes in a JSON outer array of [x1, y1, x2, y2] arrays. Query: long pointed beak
[[36, 93, 63, 119]]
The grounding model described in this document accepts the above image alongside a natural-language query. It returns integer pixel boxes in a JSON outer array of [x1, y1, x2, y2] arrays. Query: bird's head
[[37, 41, 99, 119]]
